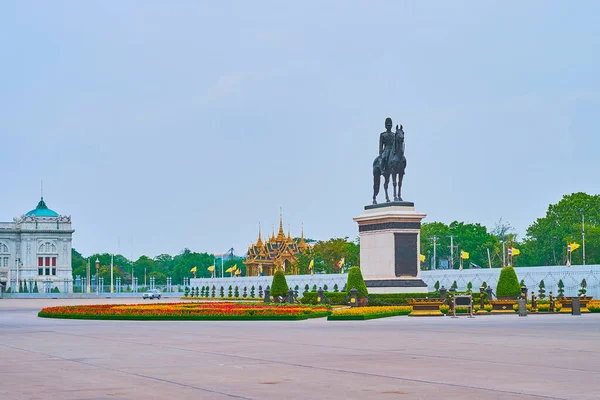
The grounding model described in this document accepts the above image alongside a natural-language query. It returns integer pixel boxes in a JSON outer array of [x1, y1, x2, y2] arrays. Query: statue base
[[354, 202, 428, 294]]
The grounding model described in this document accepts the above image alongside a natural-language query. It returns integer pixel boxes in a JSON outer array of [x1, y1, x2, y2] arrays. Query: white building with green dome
[[0, 197, 74, 293]]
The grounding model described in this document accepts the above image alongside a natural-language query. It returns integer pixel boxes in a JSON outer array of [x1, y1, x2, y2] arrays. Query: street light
[[95, 258, 100, 297]]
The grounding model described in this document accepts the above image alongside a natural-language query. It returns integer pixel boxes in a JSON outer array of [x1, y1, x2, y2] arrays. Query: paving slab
[[1, 298, 598, 399]]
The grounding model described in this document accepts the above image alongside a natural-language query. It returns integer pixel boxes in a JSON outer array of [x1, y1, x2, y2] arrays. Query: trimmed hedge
[[270, 271, 289, 297], [328, 310, 411, 321], [346, 266, 368, 298], [496, 266, 521, 298], [366, 292, 439, 306], [301, 291, 348, 305]]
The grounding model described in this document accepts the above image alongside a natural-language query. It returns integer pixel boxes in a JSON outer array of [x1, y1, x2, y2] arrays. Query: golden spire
[[256, 223, 264, 247], [276, 207, 286, 242], [299, 223, 307, 251], [287, 224, 293, 242]]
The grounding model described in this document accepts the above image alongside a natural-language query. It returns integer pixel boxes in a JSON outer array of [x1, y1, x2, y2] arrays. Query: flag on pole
[[511, 247, 521, 256], [225, 266, 235, 273], [308, 259, 314, 270], [259, 264, 263, 276], [207, 266, 215, 272], [190, 266, 197, 273], [419, 254, 426, 263], [460, 251, 470, 260], [507, 248, 512, 256], [235, 268, 241, 276], [569, 243, 581, 252], [335, 257, 345, 270]]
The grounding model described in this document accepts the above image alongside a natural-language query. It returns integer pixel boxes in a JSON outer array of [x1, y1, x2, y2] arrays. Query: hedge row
[[327, 310, 411, 321], [301, 291, 348, 305]]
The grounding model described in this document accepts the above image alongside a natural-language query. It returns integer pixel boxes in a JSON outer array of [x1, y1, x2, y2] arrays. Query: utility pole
[[429, 236, 438, 270], [86, 257, 91, 293], [582, 213, 586, 265], [447, 235, 456, 269], [487, 248, 492, 268], [110, 254, 114, 293], [501, 241, 506, 267]]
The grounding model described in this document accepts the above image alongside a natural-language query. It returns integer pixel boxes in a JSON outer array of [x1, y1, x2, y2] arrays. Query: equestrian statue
[[372, 117, 407, 204]]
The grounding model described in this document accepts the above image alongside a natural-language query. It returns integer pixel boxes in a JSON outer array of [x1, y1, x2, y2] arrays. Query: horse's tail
[[373, 156, 381, 176]]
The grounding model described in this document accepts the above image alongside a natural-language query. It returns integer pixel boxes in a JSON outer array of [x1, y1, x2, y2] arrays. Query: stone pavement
[[0, 298, 598, 400]]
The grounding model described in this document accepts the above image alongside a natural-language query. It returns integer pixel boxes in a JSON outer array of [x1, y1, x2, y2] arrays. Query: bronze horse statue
[[372, 122, 407, 204]]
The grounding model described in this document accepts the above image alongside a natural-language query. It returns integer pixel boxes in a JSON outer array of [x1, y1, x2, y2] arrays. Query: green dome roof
[[26, 197, 59, 217]]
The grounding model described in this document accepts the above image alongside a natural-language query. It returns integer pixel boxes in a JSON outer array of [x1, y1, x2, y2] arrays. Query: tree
[[538, 280, 546, 299], [346, 266, 368, 299], [521, 193, 600, 266], [496, 267, 520, 298], [270, 271, 289, 298], [310, 237, 359, 273], [451, 281, 458, 291], [228, 285, 232, 297], [434, 281, 440, 291], [467, 282, 473, 292]]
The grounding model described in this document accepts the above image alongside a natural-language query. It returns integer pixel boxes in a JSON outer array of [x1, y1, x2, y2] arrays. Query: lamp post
[[86, 258, 91, 293], [110, 254, 114, 293], [95, 258, 100, 297], [15, 258, 20, 293]]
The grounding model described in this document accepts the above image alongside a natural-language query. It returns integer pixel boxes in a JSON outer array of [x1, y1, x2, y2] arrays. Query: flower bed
[[327, 306, 411, 320], [587, 301, 600, 313], [38, 302, 331, 321]]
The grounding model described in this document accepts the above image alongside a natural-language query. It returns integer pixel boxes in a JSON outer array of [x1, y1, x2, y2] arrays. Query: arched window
[[37, 242, 57, 276], [0, 243, 9, 267]]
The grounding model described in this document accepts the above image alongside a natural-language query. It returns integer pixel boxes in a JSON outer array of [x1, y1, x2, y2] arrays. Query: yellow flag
[[336, 257, 345, 269], [232, 264, 237, 271], [190, 266, 197, 273], [207, 266, 215, 272], [235, 268, 241, 276], [569, 243, 581, 252], [225, 266, 235, 273], [511, 248, 521, 256], [420, 254, 426, 263], [308, 259, 314, 270], [259, 264, 263, 273], [460, 251, 470, 260]]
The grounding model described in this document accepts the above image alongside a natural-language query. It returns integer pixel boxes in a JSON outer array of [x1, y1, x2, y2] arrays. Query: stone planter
[[558, 296, 593, 313], [357, 297, 368, 307], [407, 298, 444, 316], [489, 298, 518, 314]]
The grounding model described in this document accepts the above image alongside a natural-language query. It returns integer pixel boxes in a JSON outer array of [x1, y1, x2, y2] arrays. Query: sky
[[1, 1, 599, 259]]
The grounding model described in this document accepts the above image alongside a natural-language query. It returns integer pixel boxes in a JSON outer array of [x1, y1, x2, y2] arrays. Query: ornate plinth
[[489, 299, 518, 314], [354, 203, 427, 294], [407, 298, 444, 316], [558, 297, 592, 313]]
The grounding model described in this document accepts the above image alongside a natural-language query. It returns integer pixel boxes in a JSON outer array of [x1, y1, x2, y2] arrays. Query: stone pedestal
[[354, 202, 428, 294]]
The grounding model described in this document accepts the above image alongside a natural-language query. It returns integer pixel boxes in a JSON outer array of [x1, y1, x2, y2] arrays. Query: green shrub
[[434, 281, 440, 291], [301, 291, 347, 305], [346, 266, 368, 299], [538, 280, 546, 299], [579, 279, 587, 296], [557, 279, 565, 297], [270, 270, 289, 297], [366, 292, 436, 306], [496, 266, 521, 298], [33, 282, 39, 293]]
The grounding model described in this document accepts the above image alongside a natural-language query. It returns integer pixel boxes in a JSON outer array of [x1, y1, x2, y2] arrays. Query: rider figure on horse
[[373, 117, 407, 204]]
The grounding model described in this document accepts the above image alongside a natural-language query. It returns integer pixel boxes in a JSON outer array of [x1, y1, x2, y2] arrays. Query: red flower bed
[[38, 302, 330, 320]]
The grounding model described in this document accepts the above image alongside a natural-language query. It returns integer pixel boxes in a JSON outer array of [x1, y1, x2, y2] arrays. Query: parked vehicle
[[142, 289, 161, 299]]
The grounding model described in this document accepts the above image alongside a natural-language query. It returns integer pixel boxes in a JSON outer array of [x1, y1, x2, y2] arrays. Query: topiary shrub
[[557, 279, 565, 298], [496, 266, 521, 298], [270, 270, 289, 298], [346, 266, 368, 299], [579, 279, 587, 297], [538, 280, 546, 299], [33, 282, 39, 293]]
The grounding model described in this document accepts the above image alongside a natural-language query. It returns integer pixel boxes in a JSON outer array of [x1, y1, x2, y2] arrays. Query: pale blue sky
[[1, 1, 598, 258]]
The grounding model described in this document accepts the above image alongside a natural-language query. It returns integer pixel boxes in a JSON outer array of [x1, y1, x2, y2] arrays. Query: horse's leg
[[383, 174, 391, 202], [372, 173, 381, 204], [392, 171, 399, 202], [397, 172, 404, 201]]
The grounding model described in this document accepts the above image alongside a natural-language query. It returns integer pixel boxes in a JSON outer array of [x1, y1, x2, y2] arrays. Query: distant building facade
[[0, 198, 74, 293]]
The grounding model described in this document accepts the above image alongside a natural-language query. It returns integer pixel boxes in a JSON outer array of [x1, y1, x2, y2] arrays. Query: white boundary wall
[[421, 265, 600, 298], [190, 273, 348, 296]]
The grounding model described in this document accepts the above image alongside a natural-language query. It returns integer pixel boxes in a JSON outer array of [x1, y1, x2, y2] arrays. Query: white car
[[142, 289, 161, 299]]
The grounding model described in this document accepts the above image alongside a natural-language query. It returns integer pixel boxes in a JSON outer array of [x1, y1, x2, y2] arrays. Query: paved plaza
[[0, 299, 598, 400]]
